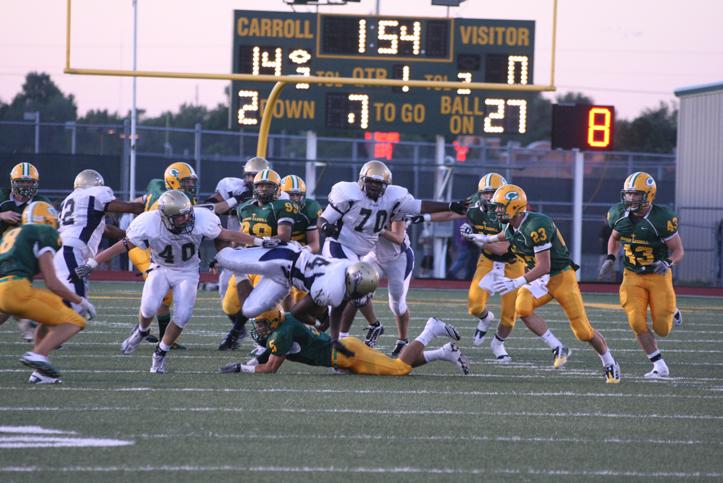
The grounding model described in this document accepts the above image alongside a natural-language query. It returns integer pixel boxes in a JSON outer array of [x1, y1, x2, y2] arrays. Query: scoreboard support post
[[433, 135, 448, 278], [572, 148, 584, 281], [305, 130, 318, 198]]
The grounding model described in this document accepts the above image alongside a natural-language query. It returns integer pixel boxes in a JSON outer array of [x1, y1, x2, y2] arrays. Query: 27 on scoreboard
[[231, 10, 535, 136]]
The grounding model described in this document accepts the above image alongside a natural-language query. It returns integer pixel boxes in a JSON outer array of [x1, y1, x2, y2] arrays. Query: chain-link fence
[[2, 119, 716, 285]]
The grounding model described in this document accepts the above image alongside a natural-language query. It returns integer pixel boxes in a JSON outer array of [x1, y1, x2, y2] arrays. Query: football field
[[1, 281, 721, 481]]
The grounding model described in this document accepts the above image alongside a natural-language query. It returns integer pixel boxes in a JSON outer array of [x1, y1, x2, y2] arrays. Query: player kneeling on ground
[[0, 202, 95, 384], [220, 307, 469, 376]]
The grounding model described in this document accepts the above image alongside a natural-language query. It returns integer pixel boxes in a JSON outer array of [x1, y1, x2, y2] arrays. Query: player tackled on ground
[[219, 307, 469, 376]]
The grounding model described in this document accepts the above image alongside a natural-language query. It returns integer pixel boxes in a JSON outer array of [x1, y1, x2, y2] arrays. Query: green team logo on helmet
[[170, 168, 179, 177], [505, 191, 519, 201]]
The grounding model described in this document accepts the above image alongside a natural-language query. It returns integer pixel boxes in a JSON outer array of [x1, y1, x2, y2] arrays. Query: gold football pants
[[0, 277, 85, 328], [468, 256, 524, 327], [515, 268, 595, 342], [332, 337, 413, 376], [620, 269, 675, 337]]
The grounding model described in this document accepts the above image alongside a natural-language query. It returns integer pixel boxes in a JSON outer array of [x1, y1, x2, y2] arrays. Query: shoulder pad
[[329, 181, 363, 202], [384, 184, 411, 200]]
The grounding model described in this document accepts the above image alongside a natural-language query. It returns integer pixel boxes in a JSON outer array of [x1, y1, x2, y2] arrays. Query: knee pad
[[570, 319, 594, 342], [388, 296, 406, 317], [352, 292, 374, 308], [515, 292, 534, 319]]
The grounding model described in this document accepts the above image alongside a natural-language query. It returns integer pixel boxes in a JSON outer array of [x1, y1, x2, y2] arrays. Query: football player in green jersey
[[467, 184, 621, 383], [218, 169, 297, 351], [280, 174, 321, 253], [0, 163, 53, 341], [219, 306, 469, 376], [0, 202, 95, 383], [600, 172, 684, 378], [279, 175, 321, 310]]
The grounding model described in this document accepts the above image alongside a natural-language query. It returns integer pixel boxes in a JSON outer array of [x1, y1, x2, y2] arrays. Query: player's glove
[[491, 276, 527, 295], [320, 222, 340, 238], [598, 254, 616, 279], [651, 259, 672, 274], [459, 223, 474, 237], [253, 237, 281, 249], [449, 198, 471, 215], [78, 297, 97, 320], [465, 233, 498, 247], [74, 258, 98, 279], [406, 214, 432, 224]]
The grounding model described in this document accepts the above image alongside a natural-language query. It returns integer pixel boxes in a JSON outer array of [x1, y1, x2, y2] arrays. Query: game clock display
[[231, 10, 535, 135], [551, 104, 615, 151]]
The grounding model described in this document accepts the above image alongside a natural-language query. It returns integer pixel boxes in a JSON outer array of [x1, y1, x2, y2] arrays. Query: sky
[[1, 0, 721, 121]]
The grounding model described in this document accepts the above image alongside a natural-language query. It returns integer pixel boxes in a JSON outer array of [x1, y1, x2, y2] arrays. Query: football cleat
[[218, 327, 246, 351], [150, 350, 167, 374], [390, 338, 408, 358], [27, 371, 62, 385], [219, 362, 242, 373], [491, 341, 512, 364], [425, 317, 461, 341], [442, 342, 470, 375], [145, 333, 159, 343], [604, 362, 621, 384], [552, 345, 571, 369], [472, 311, 495, 346], [673, 309, 682, 327], [364, 321, 384, 348], [644, 364, 670, 379], [19, 352, 61, 379], [121, 326, 147, 355]]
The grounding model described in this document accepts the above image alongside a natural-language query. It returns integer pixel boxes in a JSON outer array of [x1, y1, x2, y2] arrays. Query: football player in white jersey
[[214, 243, 378, 342], [75, 190, 279, 373], [205, 156, 270, 300], [318, 160, 468, 342], [346, 219, 415, 356], [53, 169, 145, 304]]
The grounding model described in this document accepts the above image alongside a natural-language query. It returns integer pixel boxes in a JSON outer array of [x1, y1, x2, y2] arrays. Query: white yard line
[[0, 465, 719, 478], [0, 406, 720, 420]]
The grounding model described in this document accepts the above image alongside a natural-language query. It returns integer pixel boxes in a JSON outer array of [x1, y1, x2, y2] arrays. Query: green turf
[[1, 282, 721, 481]]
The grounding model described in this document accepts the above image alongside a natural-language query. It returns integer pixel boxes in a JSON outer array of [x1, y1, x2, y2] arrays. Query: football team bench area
[[0, 281, 721, 481]]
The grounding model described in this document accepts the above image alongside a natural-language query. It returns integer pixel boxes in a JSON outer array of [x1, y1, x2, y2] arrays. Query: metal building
[[674, 81, 723, 285]]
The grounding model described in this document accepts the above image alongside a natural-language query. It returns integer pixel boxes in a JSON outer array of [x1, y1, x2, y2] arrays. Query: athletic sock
[[490, 334, 507, 353], [339, 331, 349, 339], [647, 350, 662, 363], [159, 341, 172, 353], [599, 350, 615, 367], [539, 330, 563, 350], [157, 314, 171, 339], [423, 347, 446, 362], [230, 314, 248, 335]]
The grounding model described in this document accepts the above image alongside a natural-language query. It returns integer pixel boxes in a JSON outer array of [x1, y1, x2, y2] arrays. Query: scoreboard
[[231, 10, 535, 136]]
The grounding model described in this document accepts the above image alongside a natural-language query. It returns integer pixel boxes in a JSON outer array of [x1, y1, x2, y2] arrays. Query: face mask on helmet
[[159, 191, 195, 235], [362, 178, 387, 201], [12, 179, 39, 200], [250, 308, 284, 345], [254, 181, 278, 203]]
